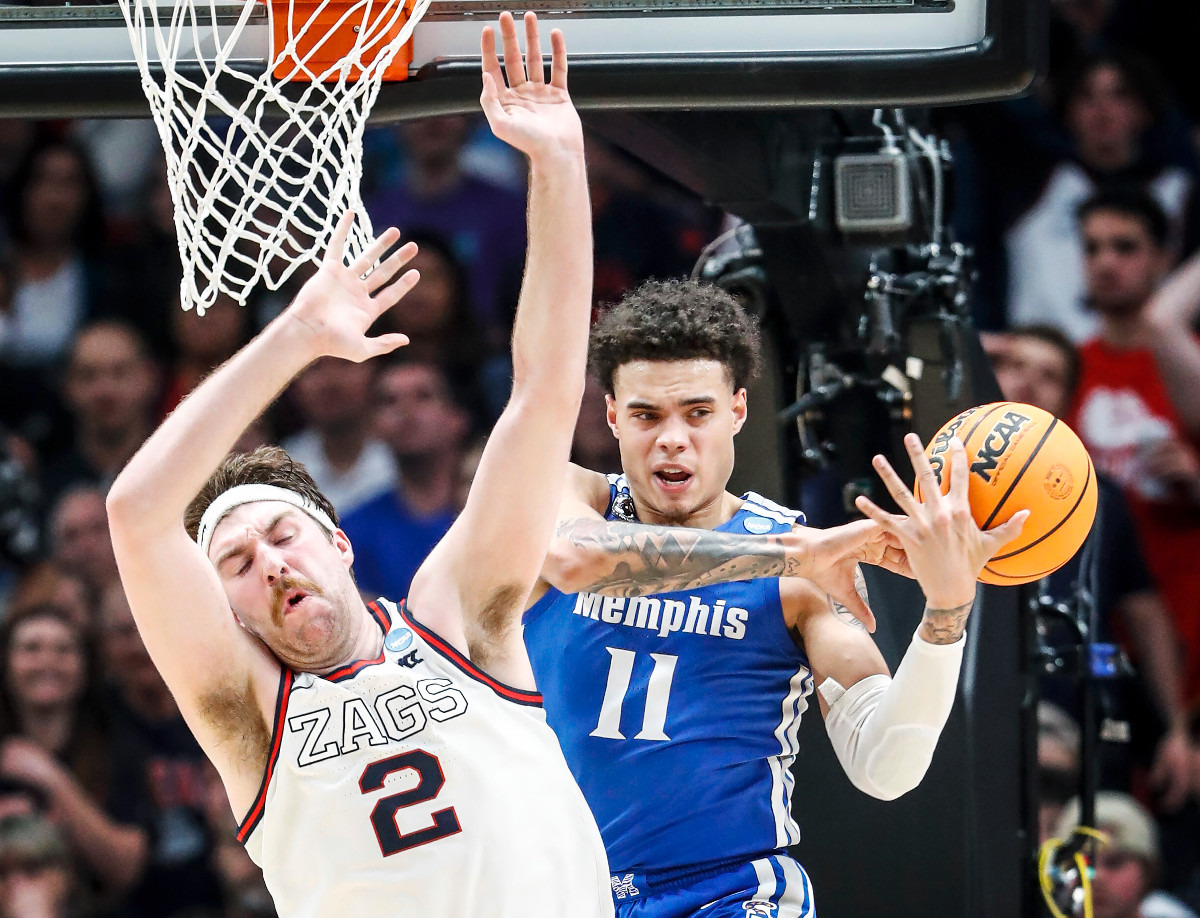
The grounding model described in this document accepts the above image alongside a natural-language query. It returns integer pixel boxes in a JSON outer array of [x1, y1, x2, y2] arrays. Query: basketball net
[[117, 0, 430, 313]]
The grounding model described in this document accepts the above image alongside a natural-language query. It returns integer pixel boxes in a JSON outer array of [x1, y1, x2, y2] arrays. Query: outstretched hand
[[480, 12, 583, 160], [289, 212, 419, 363], [854, 433, 1028, 610], [786, 520, 912, 632]]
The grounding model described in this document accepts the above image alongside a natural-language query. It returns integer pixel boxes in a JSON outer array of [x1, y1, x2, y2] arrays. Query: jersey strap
[[324, 601, 390, 682], [398, 604, 544, 707], [236, 667, 294, 844]]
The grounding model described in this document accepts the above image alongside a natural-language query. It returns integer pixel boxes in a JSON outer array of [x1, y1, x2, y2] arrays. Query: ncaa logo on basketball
[[970, 410, 1032, 484], [384, 628, 413, 653]]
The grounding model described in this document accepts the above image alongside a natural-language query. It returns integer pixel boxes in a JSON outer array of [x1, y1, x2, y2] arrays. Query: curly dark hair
[[589, 279, 762, 394], [184, 446, 339, 543]]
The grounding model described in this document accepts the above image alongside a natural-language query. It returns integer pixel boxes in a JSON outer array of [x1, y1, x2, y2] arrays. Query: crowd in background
[[0, 0, 1196, 916]]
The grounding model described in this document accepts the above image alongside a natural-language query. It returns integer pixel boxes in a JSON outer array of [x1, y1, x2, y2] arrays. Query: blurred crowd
[[0, 111, 709, 917], [940, 3, 1200, 916], [0, 0, 1197, 916]]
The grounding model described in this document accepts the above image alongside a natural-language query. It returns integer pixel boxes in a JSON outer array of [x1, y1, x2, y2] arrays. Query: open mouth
[[285, 591, 308, 613], [653, 468, 693, 491]]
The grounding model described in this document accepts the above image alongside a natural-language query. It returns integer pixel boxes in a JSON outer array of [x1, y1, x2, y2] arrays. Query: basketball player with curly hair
[[524, 277, 1028, 918]]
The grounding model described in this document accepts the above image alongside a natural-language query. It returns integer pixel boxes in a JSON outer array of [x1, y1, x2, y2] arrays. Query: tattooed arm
[[549, 518, 807, 597], [541, 511, 908, 627], [827, 565, 871, 632], [918, 600, 974, 645]]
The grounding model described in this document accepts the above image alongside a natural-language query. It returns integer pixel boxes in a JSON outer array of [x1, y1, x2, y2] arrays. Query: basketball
[[914, 402, 1098, 586]]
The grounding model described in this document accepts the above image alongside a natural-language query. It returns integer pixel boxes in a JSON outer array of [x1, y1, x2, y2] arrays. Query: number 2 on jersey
[[360, 750, 462, 857], [591, 648, 678, 741]]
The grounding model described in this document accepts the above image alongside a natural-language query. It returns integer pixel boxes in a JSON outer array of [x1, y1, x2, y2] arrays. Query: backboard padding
[[0, 0, 1045, 118]]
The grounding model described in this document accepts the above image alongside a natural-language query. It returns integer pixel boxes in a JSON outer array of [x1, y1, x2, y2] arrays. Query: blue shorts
[[609, 854, 816, 918]]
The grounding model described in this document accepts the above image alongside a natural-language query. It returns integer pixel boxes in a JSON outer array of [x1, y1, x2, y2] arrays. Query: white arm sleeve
[[818, 629, 966, 801]]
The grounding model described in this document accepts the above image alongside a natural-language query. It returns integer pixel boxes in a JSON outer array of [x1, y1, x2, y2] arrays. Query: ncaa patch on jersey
[[743, 516, 773, 534], [384, 628, 414, 653]]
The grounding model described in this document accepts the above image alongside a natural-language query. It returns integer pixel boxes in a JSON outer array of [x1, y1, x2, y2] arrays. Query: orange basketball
[[914, 402, 1098, 586]]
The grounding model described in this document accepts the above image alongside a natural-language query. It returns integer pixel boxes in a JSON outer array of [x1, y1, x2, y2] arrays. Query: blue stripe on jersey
[[524, 479, 812, 873]]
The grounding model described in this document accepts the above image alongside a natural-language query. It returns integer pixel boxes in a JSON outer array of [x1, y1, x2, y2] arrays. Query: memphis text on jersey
[[570, 592, 749, 640]]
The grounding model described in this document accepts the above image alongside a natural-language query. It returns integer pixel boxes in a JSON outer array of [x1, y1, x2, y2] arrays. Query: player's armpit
[[108, 520, 281, 808]]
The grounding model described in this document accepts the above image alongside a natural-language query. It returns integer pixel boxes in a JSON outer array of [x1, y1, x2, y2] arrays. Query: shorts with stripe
[[611, 854, 815, 918]]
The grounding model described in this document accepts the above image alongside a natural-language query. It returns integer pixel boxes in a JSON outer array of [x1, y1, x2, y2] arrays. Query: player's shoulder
[[564, 463, 614, 514], [736, 491, 806, 529]]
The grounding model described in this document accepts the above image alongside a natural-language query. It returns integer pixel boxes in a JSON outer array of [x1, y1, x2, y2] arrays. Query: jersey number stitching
[[591, 648, 678, 741], [359, 749, 462, 857]]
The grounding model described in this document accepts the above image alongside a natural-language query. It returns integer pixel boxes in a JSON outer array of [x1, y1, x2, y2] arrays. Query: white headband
[[196, 484, 337, 557]]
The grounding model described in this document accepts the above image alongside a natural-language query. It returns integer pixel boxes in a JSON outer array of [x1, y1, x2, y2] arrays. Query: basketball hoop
[[117, 0, 430, 313]]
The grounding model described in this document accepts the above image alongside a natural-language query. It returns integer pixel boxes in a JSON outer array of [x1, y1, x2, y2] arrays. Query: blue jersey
[[523, 475, 814, 874]]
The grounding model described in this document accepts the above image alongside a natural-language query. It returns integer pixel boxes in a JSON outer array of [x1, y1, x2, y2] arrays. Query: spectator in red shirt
[[1069, 186, 1200, 704]]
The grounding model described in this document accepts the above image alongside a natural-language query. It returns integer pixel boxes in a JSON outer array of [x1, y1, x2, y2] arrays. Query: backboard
[[0, 0, 1044, 120]]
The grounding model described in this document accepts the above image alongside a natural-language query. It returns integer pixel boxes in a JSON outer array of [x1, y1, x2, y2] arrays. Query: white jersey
[[237, 599, 613, 918]]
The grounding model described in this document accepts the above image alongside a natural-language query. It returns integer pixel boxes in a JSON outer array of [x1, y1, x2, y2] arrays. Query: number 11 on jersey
[[591, 647, 678, 741]]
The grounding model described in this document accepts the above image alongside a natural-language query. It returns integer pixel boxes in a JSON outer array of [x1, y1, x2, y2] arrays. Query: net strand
[[118, 0, 430, 313]]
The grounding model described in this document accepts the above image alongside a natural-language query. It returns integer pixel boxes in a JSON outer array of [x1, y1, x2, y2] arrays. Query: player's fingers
[[853, 494, 907, 536], [904, 433, 942, 506], [878, 545, 916, 579], [946, 436, 970, 504], [374, 268, 421, 312], [325, 211, 355, 265], [499, 11, 525, 87], [524, 12, 544, 83], [350, 227, 401, 279], [366, 333, 410, 358], [480, 25, 505, 89], [871, 452, 924, 517], [983, 509, 1029, 553], [820, 519, 881, 563], [365, 241, 418, 295], [480, 71, 504, 123], [550, 28, 568, 89]]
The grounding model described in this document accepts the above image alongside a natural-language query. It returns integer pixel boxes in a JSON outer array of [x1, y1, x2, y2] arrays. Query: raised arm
[[106, 221, 416, 805], [407, 13, 592, 687], [1145, 249, 1200, 436]]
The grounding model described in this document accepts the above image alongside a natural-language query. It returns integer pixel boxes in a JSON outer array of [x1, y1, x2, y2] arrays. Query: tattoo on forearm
[[828, 565, 870, 630], [919, 601, 973, 644], [560, 519, 788, 597]]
